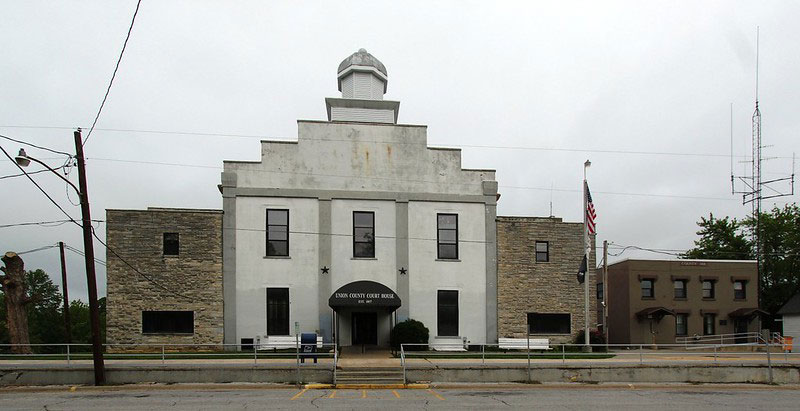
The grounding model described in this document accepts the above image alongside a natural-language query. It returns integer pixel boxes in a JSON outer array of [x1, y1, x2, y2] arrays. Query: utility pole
[[602, 240, 608, 351], [74, 129, 105, 385], [58, 242, 72, 344]]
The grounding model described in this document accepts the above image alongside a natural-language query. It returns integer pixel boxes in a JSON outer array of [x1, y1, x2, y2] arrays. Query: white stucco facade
[[221, 49, 497, 348]]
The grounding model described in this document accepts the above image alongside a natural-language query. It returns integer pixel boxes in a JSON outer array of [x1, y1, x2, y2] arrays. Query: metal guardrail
[[676, 332, 766, 347], [0, 342, 338, 385], [400, 342, 799, 384]]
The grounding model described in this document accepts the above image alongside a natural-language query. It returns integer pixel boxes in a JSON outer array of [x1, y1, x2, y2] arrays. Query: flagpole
[[583, 160, 591, 352]]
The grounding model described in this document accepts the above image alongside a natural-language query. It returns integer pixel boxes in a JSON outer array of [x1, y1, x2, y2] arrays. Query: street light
[[15, 130, 106, 385]]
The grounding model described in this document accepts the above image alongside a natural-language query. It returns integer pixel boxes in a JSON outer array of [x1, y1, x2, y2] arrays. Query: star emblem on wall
[[399, 267, 407, 275], [321, 266, 330, 274]]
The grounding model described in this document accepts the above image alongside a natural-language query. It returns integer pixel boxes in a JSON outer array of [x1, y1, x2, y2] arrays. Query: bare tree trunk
[[1, 252, 33, 354]]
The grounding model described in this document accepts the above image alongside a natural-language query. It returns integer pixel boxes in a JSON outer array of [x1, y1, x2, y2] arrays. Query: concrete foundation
[[1, 364, 798, 386]]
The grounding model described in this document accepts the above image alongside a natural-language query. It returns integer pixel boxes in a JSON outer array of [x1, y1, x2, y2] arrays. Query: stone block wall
[[497, 216, 597, 344], [106, 208, 223, 349]]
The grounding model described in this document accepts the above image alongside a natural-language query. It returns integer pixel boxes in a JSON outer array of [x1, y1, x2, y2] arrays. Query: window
[[437, 214, 458, 259], [142, 311, 193, 334], [266, 209, 289, 257], [528, 313, 571, 334], [733, 281, 746, 300], [535, 241, 549, 262], [163, 233, 179, 256], [266, 288, 290, 335], [641, 279, 654, 298], [353, 211, 375, 258], [702, 280, 715, 299], [675, 314, 688, 336], [437, 290, 459, 336], [597, 282, 604, 300], [703, 314, 716, 335], [673, 280, 687, 299]]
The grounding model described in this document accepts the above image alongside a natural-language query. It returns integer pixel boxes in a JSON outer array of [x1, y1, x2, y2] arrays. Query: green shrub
[[572, 329, 606, 351], [390, 319, 429, 351]]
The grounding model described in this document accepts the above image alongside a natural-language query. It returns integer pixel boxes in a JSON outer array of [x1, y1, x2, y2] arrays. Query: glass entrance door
[[351, 312, 378, 345]]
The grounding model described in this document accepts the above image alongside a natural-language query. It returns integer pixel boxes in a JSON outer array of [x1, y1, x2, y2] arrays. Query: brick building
[[497, 216, 597, 344], [105, 208, 224, 348], [601, 259, 760, 345]]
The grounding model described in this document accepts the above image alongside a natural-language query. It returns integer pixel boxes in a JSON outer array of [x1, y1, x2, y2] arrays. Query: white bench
[[498, 337, 551, 350], [256, 335, 323, 350]]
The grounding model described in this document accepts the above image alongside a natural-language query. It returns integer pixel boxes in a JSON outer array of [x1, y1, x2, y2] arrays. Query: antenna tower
[[730, 27, 796, 309]]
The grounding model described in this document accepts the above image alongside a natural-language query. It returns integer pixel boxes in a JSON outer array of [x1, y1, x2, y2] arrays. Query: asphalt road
[[0, 384, 797, 410]]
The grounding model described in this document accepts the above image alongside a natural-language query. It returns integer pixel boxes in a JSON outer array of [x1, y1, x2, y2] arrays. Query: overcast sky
[[2, 1, 798, 302]]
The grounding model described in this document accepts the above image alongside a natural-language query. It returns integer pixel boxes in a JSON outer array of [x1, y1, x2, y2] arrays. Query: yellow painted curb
[[304, 383, 429, 390]]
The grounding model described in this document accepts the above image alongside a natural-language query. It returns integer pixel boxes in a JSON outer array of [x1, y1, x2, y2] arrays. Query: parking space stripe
[[361, 389, 367, 398], [328, 390, 336, 398], [392, 390, 401, 398], [290, 389, 307, 400], [427, 389, 445, 400]]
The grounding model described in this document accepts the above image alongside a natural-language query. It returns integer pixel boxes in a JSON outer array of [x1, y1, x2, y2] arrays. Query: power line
[[82, 0, 142, 146], [4, 125, 795, 160], [0, 165, 68, 180], [16, 244, 58, 255], [64, 244, 106, 267], [91, 228, 191, 301], [0, 133, 72, 157], [0, 145, 82, 227], [86, 156, 741, 202], [0, 219, 104, 229]]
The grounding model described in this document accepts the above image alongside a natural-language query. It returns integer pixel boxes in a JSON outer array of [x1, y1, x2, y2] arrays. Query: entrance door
[[734, 319, 748, 343], [351, 312, 378, 345]]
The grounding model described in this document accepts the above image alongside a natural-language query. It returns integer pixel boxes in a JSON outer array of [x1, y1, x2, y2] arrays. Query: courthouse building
[[220, 49, 499, 348]]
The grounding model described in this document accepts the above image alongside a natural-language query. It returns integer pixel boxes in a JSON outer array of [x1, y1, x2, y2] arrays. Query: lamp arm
[[25, 155, 81, 194]]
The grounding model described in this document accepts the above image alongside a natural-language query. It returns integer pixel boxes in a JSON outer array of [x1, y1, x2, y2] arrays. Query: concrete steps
[[335, 367, 404, 385]]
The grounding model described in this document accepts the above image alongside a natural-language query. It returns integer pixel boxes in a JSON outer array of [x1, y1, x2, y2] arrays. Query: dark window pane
[[353, 211, 374, 227], [437, 290, 459, 336], [438, 244, 458, 259], [704, 314, 716, 335], [438, 229, 457, 243], [267, 241, 288, 257], [267, 210, 288, 225], [267, 288, 289, 336], [354, 242, 375, 258], [527, 313, 570, 334], [142, 311, 194, 334], [163, 233, 179, 256], [437, 214, 457, 229], [641, 280, 654, 298], [675, 314, 688, 336], [267, 226, 288, 241], [734, 281, 746, 299], [266, 209, 289, 256], [674, 280, 687, 299], [354, 227, 374, 242]]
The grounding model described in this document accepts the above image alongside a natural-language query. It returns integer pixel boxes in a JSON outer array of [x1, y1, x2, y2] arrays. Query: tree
[[684, 205, 800, 328], [683, 213, 751, 260], [0, 252, 33, 353], [744, 204, 800, 316], [25, 269, 65, 352]]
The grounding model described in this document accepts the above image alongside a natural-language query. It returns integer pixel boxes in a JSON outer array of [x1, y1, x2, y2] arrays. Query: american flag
[[586, 182, 596, 235]]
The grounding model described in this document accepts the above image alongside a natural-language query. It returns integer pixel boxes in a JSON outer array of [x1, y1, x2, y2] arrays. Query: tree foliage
[[683, 213, 751, 260], [0, 268, 106, 352], [684, 205, 800, 319]]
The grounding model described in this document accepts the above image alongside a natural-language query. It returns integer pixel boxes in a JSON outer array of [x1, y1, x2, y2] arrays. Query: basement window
[[527, 313, 571, 334], [142, 311, 194, 334]]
